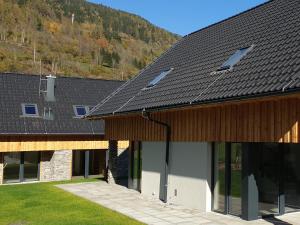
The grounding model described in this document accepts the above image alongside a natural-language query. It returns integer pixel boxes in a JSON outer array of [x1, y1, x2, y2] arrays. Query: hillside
[[0, 0, 180, 80]]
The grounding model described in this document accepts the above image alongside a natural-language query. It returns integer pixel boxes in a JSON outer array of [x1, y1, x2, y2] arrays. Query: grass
[[218, 169, 241, 197], [0, 178, 143, 225]]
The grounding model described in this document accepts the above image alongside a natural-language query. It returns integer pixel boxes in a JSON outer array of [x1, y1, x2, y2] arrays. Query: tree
[[36, 17, 43, 31]]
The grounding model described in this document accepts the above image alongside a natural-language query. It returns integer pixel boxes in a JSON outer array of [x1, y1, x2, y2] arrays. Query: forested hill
[[0, 0, 180, 79]]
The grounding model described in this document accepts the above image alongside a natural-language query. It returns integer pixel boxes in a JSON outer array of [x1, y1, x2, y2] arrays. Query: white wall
[[168, 142, 211, 211], [141, 141, 212, 212], [141, 142, 165, 200]]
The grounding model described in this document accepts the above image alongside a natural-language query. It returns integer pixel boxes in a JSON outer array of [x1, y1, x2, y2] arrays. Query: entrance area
[[3, 152, 40, 183], [212, 142, 300, 220], [212, 143, 242, 216], [72, 150, 106, 178]]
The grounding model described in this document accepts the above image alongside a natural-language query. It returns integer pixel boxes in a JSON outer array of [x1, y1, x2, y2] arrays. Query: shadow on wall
[[142, 142, 211, 179], [107, 148, 129, 188]]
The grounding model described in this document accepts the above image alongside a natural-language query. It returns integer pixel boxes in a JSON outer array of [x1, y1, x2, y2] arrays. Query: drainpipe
[[142, 109, 171, 203]]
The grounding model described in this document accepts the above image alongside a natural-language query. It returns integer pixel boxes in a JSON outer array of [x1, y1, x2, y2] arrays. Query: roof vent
[[45, 74, 56, 102]]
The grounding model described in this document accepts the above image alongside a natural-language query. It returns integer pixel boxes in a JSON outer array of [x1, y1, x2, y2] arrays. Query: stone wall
[[0, 153, 3, 184], [107, 141, 129, 186], [40, 150, 72, 182]]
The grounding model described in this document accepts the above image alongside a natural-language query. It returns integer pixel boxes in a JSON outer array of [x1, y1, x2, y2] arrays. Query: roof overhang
[[86, 89, 300, 120]]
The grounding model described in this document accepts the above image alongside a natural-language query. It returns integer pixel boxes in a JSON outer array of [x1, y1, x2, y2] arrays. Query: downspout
[[142, 109, 170, 203]]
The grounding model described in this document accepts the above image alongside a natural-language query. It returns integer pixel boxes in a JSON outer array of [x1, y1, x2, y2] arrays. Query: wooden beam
[[0, 135, 129, 152]]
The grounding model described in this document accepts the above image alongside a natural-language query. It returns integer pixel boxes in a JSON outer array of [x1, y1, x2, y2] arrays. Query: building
[[87, 0, 300, 221], [0, 72, 128, 185]]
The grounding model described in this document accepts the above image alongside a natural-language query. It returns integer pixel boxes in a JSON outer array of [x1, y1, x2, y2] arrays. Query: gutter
[[142, 109, 170, 203]]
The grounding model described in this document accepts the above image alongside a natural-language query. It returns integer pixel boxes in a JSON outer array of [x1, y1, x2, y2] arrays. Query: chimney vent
[[45, 74, 56, 102]]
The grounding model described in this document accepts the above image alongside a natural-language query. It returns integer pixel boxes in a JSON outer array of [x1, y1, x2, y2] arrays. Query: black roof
[[0, 73, 123, 135], [88, 0, 300, 118]]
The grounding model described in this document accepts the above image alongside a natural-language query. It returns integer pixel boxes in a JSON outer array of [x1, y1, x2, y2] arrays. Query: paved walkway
[[57, 182, 300, 225]]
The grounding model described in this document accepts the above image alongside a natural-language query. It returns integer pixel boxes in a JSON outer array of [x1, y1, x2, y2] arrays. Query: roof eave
[[88, 88, 300, 120]]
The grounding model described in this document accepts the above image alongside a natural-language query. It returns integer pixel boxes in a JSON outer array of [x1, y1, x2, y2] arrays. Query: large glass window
[[213, 142, 226, 213], [213, 142, 300, 219], [89, 150, 106, 176], [131, 141, 142, 192], [284, 144, 300, 213], [230, 143, 242, 216], [213, 143, 242, 216], [3, 152, 40, 183], [256, 143, 280, 216], [72, 150, 106, 178], [3, 152, 21, 183], [72, 150, 85, 177], [24, 152, 39, 181]]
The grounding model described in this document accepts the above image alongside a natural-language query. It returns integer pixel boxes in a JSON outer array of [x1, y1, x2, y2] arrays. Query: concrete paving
[[57, 182, 300, 225]]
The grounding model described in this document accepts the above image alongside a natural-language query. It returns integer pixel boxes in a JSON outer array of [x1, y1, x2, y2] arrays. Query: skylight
[[21, 103, 39, 117], [73, 105, 89, 118], [218, 45, 254, 71], [144, 68, 173, 89]]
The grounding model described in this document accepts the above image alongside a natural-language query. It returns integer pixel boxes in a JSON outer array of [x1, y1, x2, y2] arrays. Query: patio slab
[[57, 182, 300, 225]]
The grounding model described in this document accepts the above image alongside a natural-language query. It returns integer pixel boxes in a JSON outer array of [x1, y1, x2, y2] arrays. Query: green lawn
[[0, 179, 143, 225]]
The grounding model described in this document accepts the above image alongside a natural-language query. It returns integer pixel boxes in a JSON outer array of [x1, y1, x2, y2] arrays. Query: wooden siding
[[0, 135, 129, 152], [105, 97, 300, 143]]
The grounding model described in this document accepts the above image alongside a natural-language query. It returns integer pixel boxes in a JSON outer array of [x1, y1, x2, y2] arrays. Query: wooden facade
[[0, 135, 129, 152], [105, 96, 300, 143]]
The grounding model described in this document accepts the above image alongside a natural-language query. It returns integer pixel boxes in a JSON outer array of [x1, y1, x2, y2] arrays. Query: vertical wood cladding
[[105, 97, 300, 143]]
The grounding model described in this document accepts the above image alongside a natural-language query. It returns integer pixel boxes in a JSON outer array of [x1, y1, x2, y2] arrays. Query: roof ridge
[[185, 0, 272, 37], [0, 72, 124, 82]]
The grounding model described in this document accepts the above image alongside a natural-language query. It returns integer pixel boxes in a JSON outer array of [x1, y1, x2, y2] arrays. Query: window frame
[[217, 45, 254, 72], [143, 68, 174, 90], [73, 105, 89, 118], [21, 103, 39, 117]]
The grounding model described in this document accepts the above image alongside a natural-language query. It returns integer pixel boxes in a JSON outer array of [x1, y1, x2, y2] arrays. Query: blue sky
[[88, 0, 268, 36]]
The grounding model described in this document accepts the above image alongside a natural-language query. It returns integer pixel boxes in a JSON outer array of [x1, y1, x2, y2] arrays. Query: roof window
[[144, 68, 173, 89], [73, 105, 89, 118], [217, 45, 254, 71], [21, 103, 39, 117]]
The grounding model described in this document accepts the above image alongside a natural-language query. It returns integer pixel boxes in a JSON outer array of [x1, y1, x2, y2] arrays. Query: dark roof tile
[[90, 0, 300, 117], [0, 73, 123, 134]]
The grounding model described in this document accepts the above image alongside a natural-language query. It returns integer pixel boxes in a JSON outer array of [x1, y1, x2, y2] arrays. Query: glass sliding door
[[213, 142, 300, 219], [131, 141, 142, 192], [3, 152, 21, 183], [24, 152, 40, 181], [89, 150, 100, 176], [212, 142, 226, 213], [213, 143, 242, 216], [256, 143, 280, 216], [229, 143, 242, 216], [72, 150, 85, 177], [73, 150, 106, 178], [89, 150, 106, 176], [284, 144, 300, 213]]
